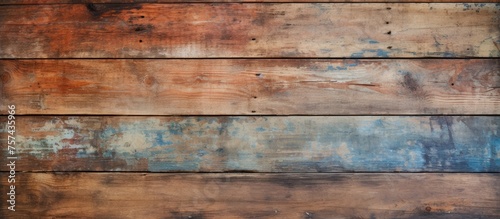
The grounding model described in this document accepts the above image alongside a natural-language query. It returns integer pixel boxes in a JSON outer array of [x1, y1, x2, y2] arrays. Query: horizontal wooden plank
[[1, 59, 499, 115], [0, 3, 498, 58], [3, 0, 500, 3], [1, 116, 498, 172], [1, 173, 498, 218]]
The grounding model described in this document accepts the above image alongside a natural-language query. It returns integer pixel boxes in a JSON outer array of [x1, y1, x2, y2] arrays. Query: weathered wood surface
[[1, 173, 499, 218], [1, 59, 499, 115], [3, 0, 500, 3], [1, 116, 498, 172], [0, 4, 499, 58]]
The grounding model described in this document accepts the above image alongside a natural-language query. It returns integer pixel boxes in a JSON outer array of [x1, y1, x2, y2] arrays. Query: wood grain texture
[[3, 0, 500, 3], [1, 116, 498, 172], [1, 172, 499, 218], [1, 59, 499, 115], [0, 3, 498, 58]]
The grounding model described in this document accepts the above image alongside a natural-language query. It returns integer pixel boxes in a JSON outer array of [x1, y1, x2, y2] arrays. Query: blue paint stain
[[374, 119, 385, 127], [398, 70, 411, 75], [492, 137, 500, 150], [197, 149, 208, 157], [102, 149, 116, 158], [442, 52, 455, 57], [433, 36, 443, 48], [311, 3, 328, 13], [286, 121, 296, 132], [466, 158, 484, 171], [350, 49, 389, 58], [376, 49, 390, 57], [463, 3, 472, 10], [133, 151, 150, 158], [226, 160, 241, 169], [149, 161, 199, 171], [255, 127, 266, 132], [169, 122, 183, 135], [160, 148, 175, 154], [76, 150, 88, 158], [423, 51, 454, 57], [404, 51, 417, 56], [491, 136, 500, 169], [224, 151, 260, 170], [326, 65, 348, 71], [461, 3, 488, 12], [360, 38, 379, 44], [152, 131, 172, 147], [217, 125, 225, 134], [350, 52, 364, 58], [101, 126, 118, 138]]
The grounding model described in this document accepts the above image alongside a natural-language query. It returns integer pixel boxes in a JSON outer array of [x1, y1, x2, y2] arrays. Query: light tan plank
[[1, 59, 499, 115], [1, 173, 499, 218], [0, 3, 498, 58]]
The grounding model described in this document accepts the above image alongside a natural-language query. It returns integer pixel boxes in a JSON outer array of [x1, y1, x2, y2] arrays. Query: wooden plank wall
[[0, 0, 499, 218]]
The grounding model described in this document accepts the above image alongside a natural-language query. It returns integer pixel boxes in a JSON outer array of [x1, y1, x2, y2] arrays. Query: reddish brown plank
[[0, 3, 498, 58], [1, 59, 499, 115], [1, 173, 499, 218]]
